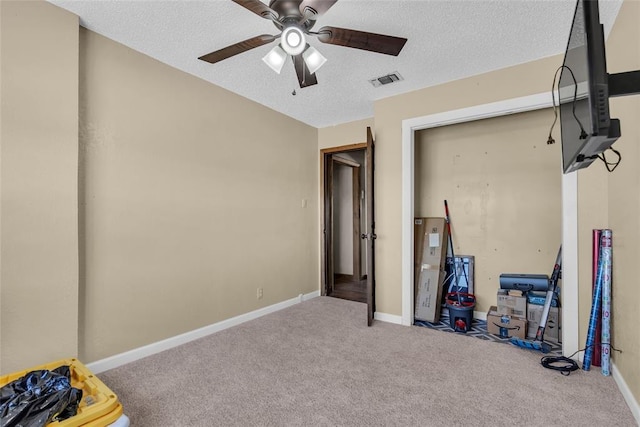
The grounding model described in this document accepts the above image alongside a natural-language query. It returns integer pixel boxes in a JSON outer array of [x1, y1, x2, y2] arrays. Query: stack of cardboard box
[[487, 290, 528, 339], [487, 290, 561, 342]]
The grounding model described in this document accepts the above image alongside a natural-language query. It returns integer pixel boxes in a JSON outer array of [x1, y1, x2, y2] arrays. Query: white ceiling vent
[[369, 72, 404, 87]]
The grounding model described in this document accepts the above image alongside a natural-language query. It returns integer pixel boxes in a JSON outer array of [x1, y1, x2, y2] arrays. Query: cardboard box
[[415, 269, 443, 322], [414, 217, 448, 322], [527, 291, 559, 307], [526, 303, 561, 343], [487, 306, 527, 340], [497, 292, 527, 317], [414, 219, 428, 294]]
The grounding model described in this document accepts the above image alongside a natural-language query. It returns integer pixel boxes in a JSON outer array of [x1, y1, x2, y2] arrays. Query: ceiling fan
[[198, 0, 408, 89]]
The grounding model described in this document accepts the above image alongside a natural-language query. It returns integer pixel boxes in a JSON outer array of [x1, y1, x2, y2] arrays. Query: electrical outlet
[[257, 288, 263, 299]]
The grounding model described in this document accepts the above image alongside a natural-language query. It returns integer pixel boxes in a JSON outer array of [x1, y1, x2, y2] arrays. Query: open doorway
[[321, 144, 367, 304]]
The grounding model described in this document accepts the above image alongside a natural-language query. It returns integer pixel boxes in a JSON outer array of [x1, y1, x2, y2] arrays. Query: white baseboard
[[299, 291, 319, 302], [612, 362, 640, 425], [87, 290, 320, 374], [374, 311, 402, 325]]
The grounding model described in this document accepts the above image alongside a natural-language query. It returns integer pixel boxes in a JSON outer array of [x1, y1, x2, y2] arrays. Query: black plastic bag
[[0, 365, 82, 427]]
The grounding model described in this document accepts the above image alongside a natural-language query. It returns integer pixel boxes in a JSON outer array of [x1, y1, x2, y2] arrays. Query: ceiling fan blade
[[299, 0, 338, 17], [198, 34, 277, 64], [232, 0, 278, 20], [293, 51, 318, 88], [317, 26, 407, 56]]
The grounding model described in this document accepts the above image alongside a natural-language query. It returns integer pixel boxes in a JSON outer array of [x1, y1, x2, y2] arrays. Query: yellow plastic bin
[[0, 358, 124, 426]]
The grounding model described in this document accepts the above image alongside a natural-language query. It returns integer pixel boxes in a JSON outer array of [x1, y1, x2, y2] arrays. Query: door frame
[[320, 143, 367, 298]]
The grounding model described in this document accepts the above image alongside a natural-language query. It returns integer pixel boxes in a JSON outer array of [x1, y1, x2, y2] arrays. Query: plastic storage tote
[[0, 358, 125, 426]]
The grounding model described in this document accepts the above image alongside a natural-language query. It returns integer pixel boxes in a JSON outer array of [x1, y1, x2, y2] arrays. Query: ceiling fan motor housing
[[269, 0, 318, 31]]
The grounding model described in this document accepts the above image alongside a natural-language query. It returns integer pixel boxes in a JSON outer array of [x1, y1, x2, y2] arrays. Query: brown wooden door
[[323, 157, 335, 296], [364, 127, 376, 326]]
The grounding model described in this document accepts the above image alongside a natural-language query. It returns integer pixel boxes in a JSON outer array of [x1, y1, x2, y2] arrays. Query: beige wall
[[415, 109, 561, 312], [318, 118, 374, 150], [78, 29, 319, 362], [0, 0, 3, 374], [578, 0, 640, 403], [0, 1, 318, 370], [0, 1, 79, 373]]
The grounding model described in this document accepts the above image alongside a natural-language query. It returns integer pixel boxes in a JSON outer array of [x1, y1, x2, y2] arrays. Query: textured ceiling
[[48, 0, 622, 128]]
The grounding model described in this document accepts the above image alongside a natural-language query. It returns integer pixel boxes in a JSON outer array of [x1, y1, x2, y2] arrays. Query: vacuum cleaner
[[510, 246, 562, 353]]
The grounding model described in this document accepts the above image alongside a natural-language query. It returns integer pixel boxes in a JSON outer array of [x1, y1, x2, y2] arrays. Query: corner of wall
[[0, 0, 80, 374]]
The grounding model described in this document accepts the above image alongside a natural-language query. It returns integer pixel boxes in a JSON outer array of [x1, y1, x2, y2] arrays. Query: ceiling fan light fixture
[[281, 26, 306, 56], [262, 45, 287, 74], [302, 46, 327, 74]]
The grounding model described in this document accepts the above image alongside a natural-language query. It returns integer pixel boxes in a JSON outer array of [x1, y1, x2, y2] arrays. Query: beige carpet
[[99, 297, 636, 426]]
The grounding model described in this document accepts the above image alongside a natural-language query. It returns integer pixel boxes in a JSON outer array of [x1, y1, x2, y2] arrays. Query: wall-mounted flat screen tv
[[559, 0, 620, 174]]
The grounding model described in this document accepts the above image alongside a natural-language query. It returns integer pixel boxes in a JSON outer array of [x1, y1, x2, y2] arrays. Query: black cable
[[541, 355, 579, 376], [577, 148, 622, 172], [597, 147, 622, 172], [547, 65, 588, 146], [541, 345, 623, 376], [547, 65, 622, 173], [611, 345, 623, 354], [540, 347, 581, 376]]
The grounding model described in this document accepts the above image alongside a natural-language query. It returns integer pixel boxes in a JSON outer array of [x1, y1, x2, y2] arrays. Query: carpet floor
[[99, 297, 635, 426]]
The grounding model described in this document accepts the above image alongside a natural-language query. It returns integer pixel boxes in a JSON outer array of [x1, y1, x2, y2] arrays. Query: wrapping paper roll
[[592, 229, 602, 367], [583, 237, 605, 371], [600, 230, 612, 376]]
